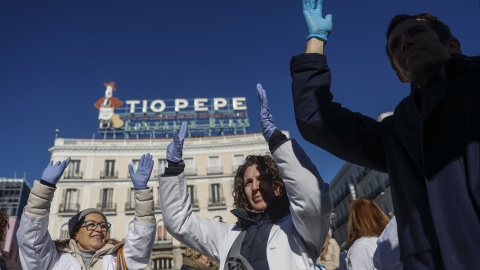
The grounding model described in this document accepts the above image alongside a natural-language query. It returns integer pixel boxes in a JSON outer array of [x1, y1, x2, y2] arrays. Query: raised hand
[[129, 153, 154, 190], [302, 0, 333, 41], [41, 157, 71, 185], [257, 84, 277, 142], [167, 123, 188, 162]]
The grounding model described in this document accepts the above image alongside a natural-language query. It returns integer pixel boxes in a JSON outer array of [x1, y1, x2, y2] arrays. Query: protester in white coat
[[17, 154, 156, 270], [345, 197, 390, 270], [373, 217, 403, 270], [158, 85, 332, 269]]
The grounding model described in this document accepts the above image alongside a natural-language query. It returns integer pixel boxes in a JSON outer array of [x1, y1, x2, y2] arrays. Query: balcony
[[190, 198, 199, 211], [333, 189, 350, 207], [125, 202, 135, 213], [355, 167, 372, 184], [208, 197, 226, 209], [154, 201, 162, 213], [207, 166, 223, 175], [59, 203, 80, 214], [100, 171, 118, 179], [184, 167, 197, 176], [96, 202, 117, 214], [64, 172, 83, 179]]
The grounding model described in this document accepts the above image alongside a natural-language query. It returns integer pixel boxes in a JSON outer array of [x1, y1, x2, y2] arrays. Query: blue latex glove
[[41, 157, 71, 185], [303, 0, 333, 41], [129, 153, 154, 190], [167, 123, 188, 162], [257, 84, 277, 142]]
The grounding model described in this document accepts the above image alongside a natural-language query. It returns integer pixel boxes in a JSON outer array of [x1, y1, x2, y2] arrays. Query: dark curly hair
[[385, 13, 456, 72], [0, 211, 9, 250], [232, 155, 285, 209]]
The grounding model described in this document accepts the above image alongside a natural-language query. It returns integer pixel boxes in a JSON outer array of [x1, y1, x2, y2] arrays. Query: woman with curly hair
[[158, 85, 332, 269], [345, 197, 390, 270]]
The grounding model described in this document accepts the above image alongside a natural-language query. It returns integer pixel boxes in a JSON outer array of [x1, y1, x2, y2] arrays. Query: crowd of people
[[13, 0, 478, 269]]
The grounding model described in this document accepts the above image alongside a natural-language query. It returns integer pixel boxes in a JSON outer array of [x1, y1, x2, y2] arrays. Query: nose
[[252, 179, 260, 192], [94, 224, 103, 232], [400, 33, 412, 52]]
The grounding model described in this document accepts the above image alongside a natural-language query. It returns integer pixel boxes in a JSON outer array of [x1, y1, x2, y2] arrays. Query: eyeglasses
[[80, 221, 111, 232]]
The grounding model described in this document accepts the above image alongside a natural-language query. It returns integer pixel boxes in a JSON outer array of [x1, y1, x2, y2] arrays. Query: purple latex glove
[[257, 84, 277, 142], [41, 157, 71, 185], [129, 153, 154, 190], [167, 123, 188, 162]]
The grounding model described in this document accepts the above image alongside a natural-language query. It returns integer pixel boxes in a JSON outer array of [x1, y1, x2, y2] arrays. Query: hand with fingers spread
[[167, 123, 188, 162], [129, 153, 154, 190], [257, 84, 277, 142], [303, 0, 333, 42], [41, 157, 71, 185]]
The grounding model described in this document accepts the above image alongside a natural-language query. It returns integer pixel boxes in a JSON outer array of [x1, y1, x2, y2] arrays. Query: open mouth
[[91, 235, 104, 240]]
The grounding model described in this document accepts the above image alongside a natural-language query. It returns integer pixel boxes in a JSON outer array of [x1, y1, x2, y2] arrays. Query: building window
[[152, 258, 174, 270], [60, 189, 79, 213], [156, 220, 172, 243], [98, 188, 116, 212], [60, 224, 69, 240], [233, 154, 244, 172], [128, 159, 140, 178], [213, 216, 224, 222], [125, 188, 135, 211], [157, 159, 167, 176], [187, 185, 198, 208], [209, 183, 225, 207], [207, 156, 222, 175], [65, 160, 82, 179], [184, 157, 196, 176], [102, 160, 117, 178]]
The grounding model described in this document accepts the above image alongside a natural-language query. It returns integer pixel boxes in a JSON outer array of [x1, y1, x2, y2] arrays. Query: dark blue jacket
[[290, 53, 480, 270]]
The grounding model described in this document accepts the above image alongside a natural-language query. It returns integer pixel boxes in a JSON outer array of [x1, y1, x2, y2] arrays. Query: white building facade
[[46, 131, 282, 269]]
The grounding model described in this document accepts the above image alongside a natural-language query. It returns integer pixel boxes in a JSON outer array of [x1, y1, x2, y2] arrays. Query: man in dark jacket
[[291, 0, 480, 269]]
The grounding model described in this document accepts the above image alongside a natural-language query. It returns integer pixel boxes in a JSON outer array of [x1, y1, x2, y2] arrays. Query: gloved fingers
[[62, 157, 71, 168], [149, 158, 154, 171], [325, 14, 332, 22], [172, 129, 179, 144], [48, 160, 53, 167], [304, 0, 314, 10], [54, 161, 61, 166], [315, 0, 324, 13], [128, 164, 135, 175], [145, 153, 152, 169], [178, 122, 188, 141], [139, 154, 146, 168]]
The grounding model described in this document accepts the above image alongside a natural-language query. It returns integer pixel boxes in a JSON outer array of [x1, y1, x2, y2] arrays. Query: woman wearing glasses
[[17, 154, 156, 270]]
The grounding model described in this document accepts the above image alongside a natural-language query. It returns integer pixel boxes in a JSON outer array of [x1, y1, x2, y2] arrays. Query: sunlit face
[[243, 165, 280, 211], [388, 18, 460, 85], [75, 213, 108, 251]]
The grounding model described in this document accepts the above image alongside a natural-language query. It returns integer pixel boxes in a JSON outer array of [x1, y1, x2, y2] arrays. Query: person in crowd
[[345, 197, 389, 270], [0, 211, 9, 270], [316, 228, 340, 270], [290, 0, 480, 268], [17, 154, 156, 269], [181, 247, 217, 270], [373, 217, 402, 270], [158, 84, 331, 269]]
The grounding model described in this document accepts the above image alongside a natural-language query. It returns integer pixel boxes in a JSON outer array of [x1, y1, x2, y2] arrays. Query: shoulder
[[349, 237, 378, 253]]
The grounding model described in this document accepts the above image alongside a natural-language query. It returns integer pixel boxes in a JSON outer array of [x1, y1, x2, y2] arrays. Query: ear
[[448, 37, 461, 55], [396, 71, 408, 83]]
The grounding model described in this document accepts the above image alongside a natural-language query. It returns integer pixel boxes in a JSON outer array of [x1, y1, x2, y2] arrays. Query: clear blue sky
[[1, 0, 479, 186]]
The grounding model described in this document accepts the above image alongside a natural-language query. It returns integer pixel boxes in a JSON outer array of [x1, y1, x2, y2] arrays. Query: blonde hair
[[184, 247, 202, 260], [347, 197, 390, 245]]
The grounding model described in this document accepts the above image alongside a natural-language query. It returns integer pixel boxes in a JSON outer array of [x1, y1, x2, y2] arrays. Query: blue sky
[[1, 0, 479, 186]]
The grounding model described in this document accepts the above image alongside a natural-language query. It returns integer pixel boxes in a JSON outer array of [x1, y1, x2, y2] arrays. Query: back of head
[[347, 197, 390, 245], [184, 247, 202, 260], [385, 13, 455, 71]]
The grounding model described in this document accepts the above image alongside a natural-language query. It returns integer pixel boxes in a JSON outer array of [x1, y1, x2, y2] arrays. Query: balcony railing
[[208, 197, 226, 208], [64, 172, 83, 179], [59, 203, 80, 213], [355, 167, 372, 184], [190, 199, 199, 209], [184, 167, 197, 176], [100, 171, 118, 179], [207, 166, 223, 175], [333, 189, 350, 207], [97, 202, 117, 212], [125, 202, 135, 212], [154, 201, 162, 211]]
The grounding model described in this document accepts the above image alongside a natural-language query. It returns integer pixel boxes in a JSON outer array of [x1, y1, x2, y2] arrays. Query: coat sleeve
[[158, 173, 233, 262], [17, 181, 61, 270], [123, 188, 156, 269], [272, 139, 332, 260], [290, 53, 387, 172]]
